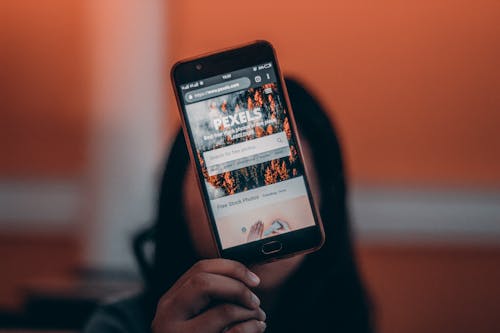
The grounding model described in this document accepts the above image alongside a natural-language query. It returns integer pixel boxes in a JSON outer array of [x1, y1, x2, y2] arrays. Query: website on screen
[[182, 64, 315, 249]]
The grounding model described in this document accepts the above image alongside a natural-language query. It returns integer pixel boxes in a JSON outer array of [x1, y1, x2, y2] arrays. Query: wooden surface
[[0, 232, 80, 311], [357, 244, 500, 333]]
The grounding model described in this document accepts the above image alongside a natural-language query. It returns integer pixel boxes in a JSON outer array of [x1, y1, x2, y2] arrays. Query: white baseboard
[[0, 180, 82, 230], [1, 181, 499, 246], [350, 186, 500, 244]]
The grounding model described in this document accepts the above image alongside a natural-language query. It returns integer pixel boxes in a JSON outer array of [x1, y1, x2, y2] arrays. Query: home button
[[261, 241, 283, 254]]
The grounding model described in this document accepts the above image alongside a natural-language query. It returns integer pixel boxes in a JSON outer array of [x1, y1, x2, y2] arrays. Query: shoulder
[[84, 294, 152, 333]]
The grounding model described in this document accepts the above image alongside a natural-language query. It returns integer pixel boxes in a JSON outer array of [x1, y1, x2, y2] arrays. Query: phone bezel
[[171, 40, 325, 264]]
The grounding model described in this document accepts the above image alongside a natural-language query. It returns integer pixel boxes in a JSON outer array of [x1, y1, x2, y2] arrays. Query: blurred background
[[1, 0, 499, 332]]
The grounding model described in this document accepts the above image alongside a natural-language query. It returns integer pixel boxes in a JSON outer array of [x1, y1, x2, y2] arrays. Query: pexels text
[[213, 108, 262, 130]]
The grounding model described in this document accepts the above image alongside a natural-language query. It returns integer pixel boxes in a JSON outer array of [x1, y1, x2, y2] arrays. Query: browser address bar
[[184, 77, 251, 103]]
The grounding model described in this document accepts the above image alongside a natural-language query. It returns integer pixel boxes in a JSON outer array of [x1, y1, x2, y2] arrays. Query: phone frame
[[171, 40, 325, 264]]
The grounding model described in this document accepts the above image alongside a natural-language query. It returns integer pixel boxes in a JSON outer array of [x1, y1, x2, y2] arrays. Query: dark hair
[[149, 78, 373, 332]]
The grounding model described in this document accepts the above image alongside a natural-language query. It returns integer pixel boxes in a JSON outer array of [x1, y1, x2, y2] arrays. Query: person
[[84, 78, 373, 333]]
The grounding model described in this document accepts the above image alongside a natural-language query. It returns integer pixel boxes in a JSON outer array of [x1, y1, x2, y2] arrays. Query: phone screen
[[178, 62, 316, 250]]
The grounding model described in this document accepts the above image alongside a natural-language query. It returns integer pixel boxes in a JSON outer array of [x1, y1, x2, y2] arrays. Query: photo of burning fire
[[185, 83, 303, 198]]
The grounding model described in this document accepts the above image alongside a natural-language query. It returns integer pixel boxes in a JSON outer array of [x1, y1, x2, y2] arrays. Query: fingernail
[[250, 292, 260, 307], [258, 308, 267, 321], [248, 270, 260, 285], [257, 321, 267, 331]]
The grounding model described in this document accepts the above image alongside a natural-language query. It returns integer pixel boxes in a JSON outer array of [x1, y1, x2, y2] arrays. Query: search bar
[[184, 77, 251, 103], [203, 132, 290, 176]]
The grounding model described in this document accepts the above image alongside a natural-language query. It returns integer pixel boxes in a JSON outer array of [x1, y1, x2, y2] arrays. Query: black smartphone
[[171, 40, 324, 263]]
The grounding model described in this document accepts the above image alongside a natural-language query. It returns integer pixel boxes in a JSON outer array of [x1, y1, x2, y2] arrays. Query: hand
[[247, 221, 264, 242], [152, 259, 266, 333], [272, 220, 291, 234]]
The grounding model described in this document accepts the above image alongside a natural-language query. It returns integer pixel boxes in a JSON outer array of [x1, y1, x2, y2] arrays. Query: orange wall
[[0, 0, 87, 309], [0, 1, 88, 178], [167, 0, 500, 188]]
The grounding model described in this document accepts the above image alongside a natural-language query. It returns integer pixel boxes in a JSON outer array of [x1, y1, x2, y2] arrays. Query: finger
[[248, 223, 257, 240], [226, 319, 267, 333], [257, 222, 263, 237], [188, 304, 265, 333], [192, 259, 260, 286], [175, 272, 261, 317], [282, 221, 290, 231], [170, 259, 260, 296]]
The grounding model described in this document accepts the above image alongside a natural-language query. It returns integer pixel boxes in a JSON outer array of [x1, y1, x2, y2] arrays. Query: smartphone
[[171, 40, 324, 263]]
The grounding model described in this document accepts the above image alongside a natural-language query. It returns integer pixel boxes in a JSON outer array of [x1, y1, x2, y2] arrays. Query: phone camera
[[195, 63, 203, 70]]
